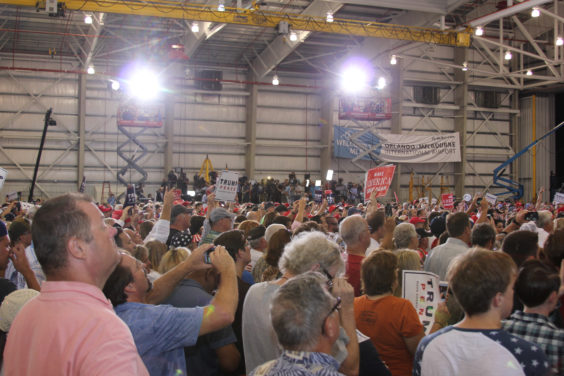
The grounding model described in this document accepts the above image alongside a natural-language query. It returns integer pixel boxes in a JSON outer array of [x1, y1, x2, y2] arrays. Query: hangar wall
[[0, 42, 551, 202]]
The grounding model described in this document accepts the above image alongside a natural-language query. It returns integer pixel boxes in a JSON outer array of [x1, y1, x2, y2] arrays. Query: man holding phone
[[103, 244, 238, 376]]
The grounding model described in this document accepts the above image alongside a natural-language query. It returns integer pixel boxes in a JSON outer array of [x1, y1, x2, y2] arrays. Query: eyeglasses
[[322, 296, 341, 334], [321, 267, 334, 291]]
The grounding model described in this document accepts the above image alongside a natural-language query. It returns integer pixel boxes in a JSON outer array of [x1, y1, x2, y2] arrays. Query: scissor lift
[[116, 104, 163, 187]]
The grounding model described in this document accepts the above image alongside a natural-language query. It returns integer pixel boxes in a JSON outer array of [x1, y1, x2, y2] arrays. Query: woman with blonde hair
[[394, 249, 422, 297], [158, 247, 190, 274], [144, 240, 168, 282]]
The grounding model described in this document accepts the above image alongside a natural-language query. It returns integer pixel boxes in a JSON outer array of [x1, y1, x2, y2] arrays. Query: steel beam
[[0, 0, 471, 47]]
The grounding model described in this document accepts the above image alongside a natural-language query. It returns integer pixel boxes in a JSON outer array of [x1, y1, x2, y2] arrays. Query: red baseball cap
[[409, 217, 426, 225]]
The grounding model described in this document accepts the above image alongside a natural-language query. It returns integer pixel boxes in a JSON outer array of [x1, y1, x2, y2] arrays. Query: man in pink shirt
[[4, 193, 148, 376]]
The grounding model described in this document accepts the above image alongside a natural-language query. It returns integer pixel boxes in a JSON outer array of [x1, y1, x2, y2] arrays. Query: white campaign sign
[[554, 192, 564, 205], [215, 171, 239, 202], [402, 270, 440, 335], [485, 193, 497, 205], [0, 168, 6, 192]]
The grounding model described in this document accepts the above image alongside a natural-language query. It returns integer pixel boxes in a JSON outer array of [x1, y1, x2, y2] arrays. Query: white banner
[[0, 168, 6, 192], [402, 270, 440, 335], [335, 126, 461, 163], [375, 133, 461, 163], [215, 171, 239, 202]]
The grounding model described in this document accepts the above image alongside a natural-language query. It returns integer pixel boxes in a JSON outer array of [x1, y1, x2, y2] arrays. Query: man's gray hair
[[537, 210, 552, 228], [270, 272, 334, 351], [279, 231, 344, 276], [339, 215, 367, 246], [393, 223, 417, 249]]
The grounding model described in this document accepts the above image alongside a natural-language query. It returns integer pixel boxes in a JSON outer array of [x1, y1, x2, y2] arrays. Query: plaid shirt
[[502, 310, 564, 375]]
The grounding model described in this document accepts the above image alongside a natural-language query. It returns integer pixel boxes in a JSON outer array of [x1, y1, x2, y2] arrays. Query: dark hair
[[448, 248, 516, 316], [543, 230, 564, 270], [265, 229, 292, 267], [103, 263, 133, 307], [32, 193, 93, 276], [515, 260, 560, 308], [501, 230, 539, 267], [139, 221, 154, 240], [293, 221, 325, 237], [214, 230, 246, 261], [446, 212, 470, 238], [361, 250, 398, 296], [366, 211, 385, 234], [272, 215, 292, 228], [263, 212, 277, 228], [190, 215, 206, 236], [114, 227, 125, 249], [471, 223, 496, 247]]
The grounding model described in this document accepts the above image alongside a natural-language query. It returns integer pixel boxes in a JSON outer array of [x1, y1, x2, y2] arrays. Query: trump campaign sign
[[364, 165, 396, 201]]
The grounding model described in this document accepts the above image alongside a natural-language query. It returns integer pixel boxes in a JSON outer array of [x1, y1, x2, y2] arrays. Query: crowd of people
[[0, 181, 563, 376]]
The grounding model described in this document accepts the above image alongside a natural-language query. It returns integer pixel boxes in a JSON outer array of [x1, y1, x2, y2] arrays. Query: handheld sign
[[442, 193, 454, 210], [215, 171, 239, 202], [402, 270, 440, 335], [485, 193, 497, 205], [0, 168, 6, 192], [364, 165, 396, 202], [553, 192, 564, 205]]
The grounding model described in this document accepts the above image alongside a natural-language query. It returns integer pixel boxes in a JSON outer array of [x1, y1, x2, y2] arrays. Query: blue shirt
[[115, 302, 203, 376], [250, 350, 343, 376], [164, 279, 238, 376]]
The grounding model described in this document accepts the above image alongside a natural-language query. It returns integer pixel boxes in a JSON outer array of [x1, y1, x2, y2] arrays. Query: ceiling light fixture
[[526, 70, 533, 76], [504, 50, 512, 60], [289, 31, 298, 42], [84, 14, 93, 24], [191, 23, 199, 33], [218, 0, 225, 12], [377, 77, 386, 89], [557, 36, 564, 46], [87, 65, 95, 75], [110, 80, 120, 91], [462, 62, 468, 71], [326, 12, 334, 23], [390, 55, 397, 65], [475, 26, 483, 36], [272, 74, 279, 86], [531, 7, 540, 17]]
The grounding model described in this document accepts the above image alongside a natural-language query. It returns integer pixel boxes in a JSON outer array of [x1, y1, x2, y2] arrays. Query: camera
[[524, 212, 539, 222], [203, 246, 216, 264]]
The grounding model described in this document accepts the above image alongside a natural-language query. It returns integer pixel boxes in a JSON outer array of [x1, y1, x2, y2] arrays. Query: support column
[[454, 47, 468, 198], [164, 94, 174, 175], [77, 74, 86, 190], [390, 59, 403, 200], [510, 89, 519, 185], [320, 90, 334, 182], [245, 71, 258, 179]]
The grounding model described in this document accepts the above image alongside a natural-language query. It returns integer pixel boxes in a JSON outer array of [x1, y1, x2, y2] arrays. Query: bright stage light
[[341, 67, 369, 93], [129, 68, 160, 101], [326, 169, 333, 180], [377, 77, 386, 89], [315, 180, 322, 187]]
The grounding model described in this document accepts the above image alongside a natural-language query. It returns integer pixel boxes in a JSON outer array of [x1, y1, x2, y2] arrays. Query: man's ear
[[67, 237, 87, 260], [124, 280, 136, 295], [322, 315, 339, 340], [492, 291, 504, 309]]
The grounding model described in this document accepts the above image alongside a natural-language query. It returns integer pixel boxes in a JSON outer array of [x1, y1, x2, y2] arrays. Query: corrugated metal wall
[[0, 44, 546, 202]]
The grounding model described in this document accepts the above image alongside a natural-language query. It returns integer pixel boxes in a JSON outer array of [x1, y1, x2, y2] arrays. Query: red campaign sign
[[364, 165, 396, 199], [173, 189, 182, 200], [442, 193, 454, 210]]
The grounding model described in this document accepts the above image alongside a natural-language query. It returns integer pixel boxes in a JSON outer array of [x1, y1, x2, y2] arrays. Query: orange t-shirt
[[354, 295, 423, 376]]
